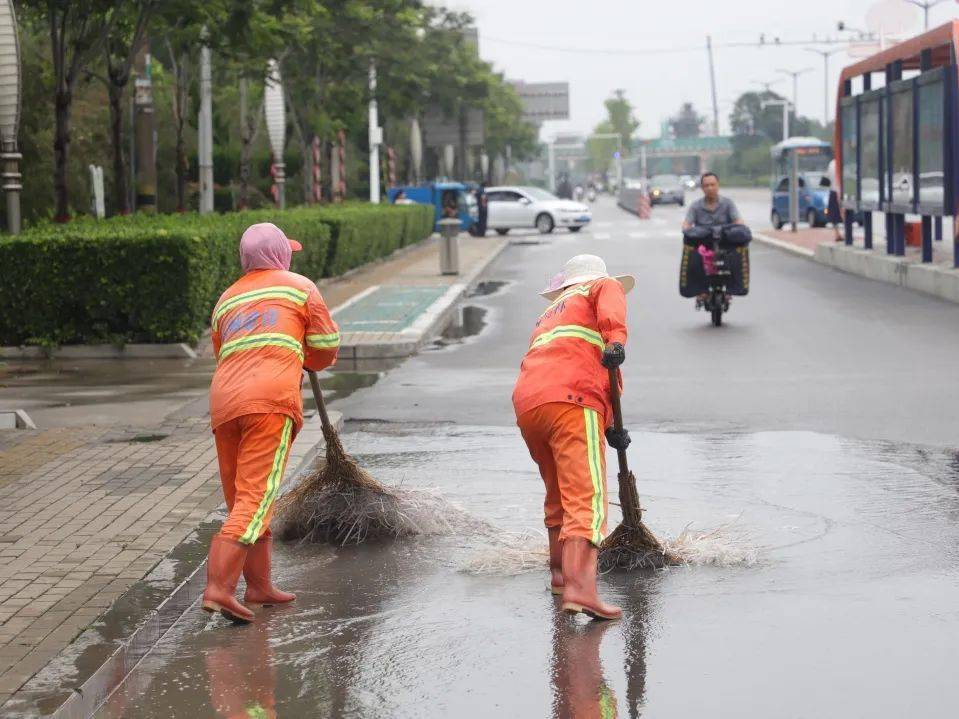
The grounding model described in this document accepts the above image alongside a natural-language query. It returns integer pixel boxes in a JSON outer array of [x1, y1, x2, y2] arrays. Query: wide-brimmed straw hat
[[540, 254, 635, 301]]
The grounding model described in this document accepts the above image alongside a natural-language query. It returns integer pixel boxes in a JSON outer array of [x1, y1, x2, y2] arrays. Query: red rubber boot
[[202, 534, 255, 624], [243, 534, 296, 606], [548, 527, 564, 595], [560, 538, 622, 621]]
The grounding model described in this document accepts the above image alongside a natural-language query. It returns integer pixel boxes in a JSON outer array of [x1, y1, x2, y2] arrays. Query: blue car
[[770, 173, 835, 229]]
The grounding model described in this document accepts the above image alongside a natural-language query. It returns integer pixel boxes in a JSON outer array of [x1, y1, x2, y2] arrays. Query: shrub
[[0, 202, 433, 346]]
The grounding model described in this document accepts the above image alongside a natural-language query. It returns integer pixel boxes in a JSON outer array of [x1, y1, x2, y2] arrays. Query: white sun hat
[[540, 254, 635, 301]]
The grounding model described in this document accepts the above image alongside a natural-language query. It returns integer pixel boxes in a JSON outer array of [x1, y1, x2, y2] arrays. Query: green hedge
[[0, 203, 433, 346]]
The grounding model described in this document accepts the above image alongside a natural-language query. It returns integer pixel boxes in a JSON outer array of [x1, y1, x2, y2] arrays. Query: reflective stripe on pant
[[214, 413, 294, 545], [517, 401, 608, 546]]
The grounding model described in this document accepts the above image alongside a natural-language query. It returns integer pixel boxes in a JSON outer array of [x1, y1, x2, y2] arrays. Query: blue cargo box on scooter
[[387, 183, 477, 233], [679, 226, 751, 297]]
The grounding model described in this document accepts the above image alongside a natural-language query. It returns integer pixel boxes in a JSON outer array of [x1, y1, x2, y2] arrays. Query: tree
[[21, 0, 112, 220], [481, 76, 537, 173], [96, 1, 156, 215], [604, 89, 639, 153], [154, 0, 241, 211], [669, 102, 704, 139], [729, 90, 828, 143]]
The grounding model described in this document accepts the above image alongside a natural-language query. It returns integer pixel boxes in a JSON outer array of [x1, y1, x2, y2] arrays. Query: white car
[[485, 186, 591, 234]]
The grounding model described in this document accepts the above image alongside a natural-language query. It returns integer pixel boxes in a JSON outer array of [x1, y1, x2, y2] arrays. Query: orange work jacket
[[512, 277, 627, 427], [209, 269, 339, 432]]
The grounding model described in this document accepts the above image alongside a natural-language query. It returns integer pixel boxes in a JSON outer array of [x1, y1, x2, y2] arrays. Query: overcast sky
[[452, 0, 957, 139]]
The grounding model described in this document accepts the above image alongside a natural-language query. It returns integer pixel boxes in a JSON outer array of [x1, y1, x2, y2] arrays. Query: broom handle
[[306, 370, 334, 434], [608, 367, 629, 474]]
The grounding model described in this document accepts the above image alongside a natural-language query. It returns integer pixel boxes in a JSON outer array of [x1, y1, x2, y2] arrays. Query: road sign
[[510, 81, 570, 123], [421, 106, 485, 148]]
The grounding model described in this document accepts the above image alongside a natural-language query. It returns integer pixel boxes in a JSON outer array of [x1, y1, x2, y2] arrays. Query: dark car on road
[[647, 174, 685, 206]]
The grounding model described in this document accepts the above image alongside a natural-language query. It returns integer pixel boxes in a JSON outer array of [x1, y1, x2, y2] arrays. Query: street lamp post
[[904, 0, 948, 30], [777, 67, 813, 128], [0, 0, 21, 234], [368, 59, 382, 204], [805, 48, 842, 126]]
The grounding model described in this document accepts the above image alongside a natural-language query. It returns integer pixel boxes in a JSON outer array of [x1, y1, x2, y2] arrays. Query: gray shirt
[[684, 196, 742, 227]]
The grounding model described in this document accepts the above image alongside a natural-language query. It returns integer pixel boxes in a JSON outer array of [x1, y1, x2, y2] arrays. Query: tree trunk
[[238, 77, 251, 209], [53, 87, 72, 221], [107, 83, 129, 214], [172, 52, 189, 212]]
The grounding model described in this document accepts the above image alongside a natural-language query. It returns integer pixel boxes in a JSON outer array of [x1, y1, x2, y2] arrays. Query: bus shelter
[[835, 21, 959, 267]]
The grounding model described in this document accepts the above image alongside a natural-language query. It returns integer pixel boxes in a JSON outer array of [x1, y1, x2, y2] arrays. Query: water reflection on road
[[96, 425, 959, 718]]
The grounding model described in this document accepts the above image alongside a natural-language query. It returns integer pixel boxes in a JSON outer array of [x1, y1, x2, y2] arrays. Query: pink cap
[[239, 223, 301, 273]]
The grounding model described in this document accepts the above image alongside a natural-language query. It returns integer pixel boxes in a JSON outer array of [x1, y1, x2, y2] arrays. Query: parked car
[[647, 174, 685, 206], [485, 185, 591, 234]]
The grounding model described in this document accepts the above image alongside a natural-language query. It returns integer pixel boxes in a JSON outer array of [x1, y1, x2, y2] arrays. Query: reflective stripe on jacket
[[210, 269, 339, 431], [512, 277, 627, 426]]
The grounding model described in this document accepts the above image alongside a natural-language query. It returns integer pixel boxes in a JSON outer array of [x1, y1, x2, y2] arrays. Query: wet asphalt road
[[95, 194, 959, 718]]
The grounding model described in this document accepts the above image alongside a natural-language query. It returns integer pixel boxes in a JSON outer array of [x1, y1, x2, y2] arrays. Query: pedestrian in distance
[[475, 182, 488, 236], [825, 158, 844, 242], [203, 223, 340, 624], [513, 254, 635, 621]]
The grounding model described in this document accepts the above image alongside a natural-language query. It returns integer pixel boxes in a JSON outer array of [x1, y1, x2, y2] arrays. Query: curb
[[0, 343, 197, 360], [813, 242, 959, 303], [752, 231, 816, 259], [6, 411, 341, 719]]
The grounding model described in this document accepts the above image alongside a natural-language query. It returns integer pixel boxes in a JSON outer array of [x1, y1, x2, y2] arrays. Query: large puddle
[[92, 426, 959, 718]]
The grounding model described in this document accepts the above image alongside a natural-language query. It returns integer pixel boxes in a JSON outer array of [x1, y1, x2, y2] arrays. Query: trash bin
[[905, 221, 922, 248], [437, 218, 461, 275]]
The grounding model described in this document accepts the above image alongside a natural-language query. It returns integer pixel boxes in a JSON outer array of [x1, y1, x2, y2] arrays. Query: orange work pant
[[214, 413, 294, 545], [517, 401, 608, 546]]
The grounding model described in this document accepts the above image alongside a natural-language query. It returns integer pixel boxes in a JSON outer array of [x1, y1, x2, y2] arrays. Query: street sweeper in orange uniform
[[203, 222, 339, 624], [513, 254, 634, 621]]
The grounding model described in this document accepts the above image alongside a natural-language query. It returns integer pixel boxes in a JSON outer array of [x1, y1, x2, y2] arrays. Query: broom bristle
[[275, 424, 486, 545], [598, 522, 683, 572]]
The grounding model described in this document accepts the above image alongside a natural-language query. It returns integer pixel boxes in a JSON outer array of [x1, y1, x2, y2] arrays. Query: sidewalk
[[322, 234, 508, 360], [0, 417, 221, 703], [0, 229, 505, 711], [755, 224, 959, 303]]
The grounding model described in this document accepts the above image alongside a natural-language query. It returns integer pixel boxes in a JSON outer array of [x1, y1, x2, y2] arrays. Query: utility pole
[[805, 48, 841, 126], [905, 0, 948, 30], [706, 35, 720, 136], [368, 59, 381, 204], [777, 67, 812, 130], [197, 27, 213, 214], [133, 39, 156, 214]]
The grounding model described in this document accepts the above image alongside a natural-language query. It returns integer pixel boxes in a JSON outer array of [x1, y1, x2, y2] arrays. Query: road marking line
[[628, 232, 647, 239], [593, 233, 611, 240]]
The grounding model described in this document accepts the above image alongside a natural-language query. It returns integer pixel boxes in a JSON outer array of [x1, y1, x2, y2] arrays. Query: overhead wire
[[480, 35, 858, 56]]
